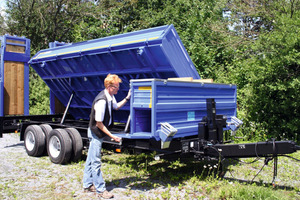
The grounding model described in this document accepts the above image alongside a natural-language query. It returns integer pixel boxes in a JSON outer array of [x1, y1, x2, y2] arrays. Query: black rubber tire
[[39, 124, 53, 155], [39, 124, 52, 139], [47, 129, 72, 164], [24, 125, 46, 157], [64, 128, 83, 162]]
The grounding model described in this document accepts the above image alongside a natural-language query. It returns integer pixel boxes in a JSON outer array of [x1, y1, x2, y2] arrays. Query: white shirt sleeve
[[94, 99, 106, 122], [112, 96, 118, 110]]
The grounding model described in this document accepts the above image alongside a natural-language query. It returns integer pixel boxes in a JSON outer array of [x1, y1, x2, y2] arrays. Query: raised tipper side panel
[[29, 25, 200, 122]]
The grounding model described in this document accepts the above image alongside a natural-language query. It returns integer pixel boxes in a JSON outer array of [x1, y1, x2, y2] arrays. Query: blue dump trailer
[[0, 25, 299, 182], [26, 24, 240, 159]]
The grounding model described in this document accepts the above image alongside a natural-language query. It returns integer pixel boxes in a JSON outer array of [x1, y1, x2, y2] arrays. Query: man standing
[[83, 74, 131, 199]]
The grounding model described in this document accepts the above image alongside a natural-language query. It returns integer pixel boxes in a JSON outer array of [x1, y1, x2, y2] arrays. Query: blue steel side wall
[[48, 41, 71, 114], [0, 36, 3, 116], [131, 79, 237, 140], [29, 25, 200, 121], [0, 37, 3, 116], [161, 26, 200, 79], [154, 81, 237, 139]]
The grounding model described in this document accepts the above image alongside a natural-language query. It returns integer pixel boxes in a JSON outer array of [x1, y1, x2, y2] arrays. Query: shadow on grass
[[222, 158, 298, 191], [102, 152, 299, 192], [101, 151, 227, 191], [223, 177, 297, 191]]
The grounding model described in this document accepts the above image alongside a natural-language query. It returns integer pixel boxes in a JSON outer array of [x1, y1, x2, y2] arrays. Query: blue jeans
[[83, 128, 106, 193]]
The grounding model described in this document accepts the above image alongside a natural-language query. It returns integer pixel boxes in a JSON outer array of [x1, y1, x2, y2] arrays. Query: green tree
[[223, 0, 300, 142], [29, 67, 50, 115], [0, 14, 5, 35], [5, 0, 96, 114], [5, 0, 94, 53]]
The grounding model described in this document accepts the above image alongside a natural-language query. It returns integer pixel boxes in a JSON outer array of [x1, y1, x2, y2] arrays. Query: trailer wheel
[[24, 125, 46, 157], [64, 128, 83, 162], [47, 129, 72, 164], [39, 124, 52, 139], [39, 124, 53, 155]]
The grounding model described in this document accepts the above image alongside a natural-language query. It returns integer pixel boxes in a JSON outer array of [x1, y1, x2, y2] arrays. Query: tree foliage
[[4, 0, 96, 114], [0, 14, 5, 35], [222, 0, 300, 142], [5, 0, 94, 53], [1, 0, 299, 142]]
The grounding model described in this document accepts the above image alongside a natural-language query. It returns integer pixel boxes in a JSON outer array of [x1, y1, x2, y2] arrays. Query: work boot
[[97, 190, 114, 199], [84, 185, 96, 193]]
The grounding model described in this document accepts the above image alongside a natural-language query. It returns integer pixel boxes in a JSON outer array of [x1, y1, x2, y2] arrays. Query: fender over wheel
[[24, 125, 46, 157], [47, 129, 72, 164]]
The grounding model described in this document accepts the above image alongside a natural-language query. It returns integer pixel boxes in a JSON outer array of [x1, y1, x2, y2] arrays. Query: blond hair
[[104, 74, 122, 88]]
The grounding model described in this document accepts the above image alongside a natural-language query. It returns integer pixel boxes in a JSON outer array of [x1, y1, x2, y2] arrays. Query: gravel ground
[[1, 133, 299, 200], [0, 133, 159, 200], [0, 133, 202, 200]]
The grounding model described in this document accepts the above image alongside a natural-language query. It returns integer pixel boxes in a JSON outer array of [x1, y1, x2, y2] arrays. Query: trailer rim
[[24, 125, 46, 157], [47, 129, 72, 164], [48, 135, 61, 158], [25, 131, 35, 152]]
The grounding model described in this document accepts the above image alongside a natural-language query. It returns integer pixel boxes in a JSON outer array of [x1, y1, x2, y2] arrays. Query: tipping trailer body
[[29, 24, 200, 124], [28, 24, 240, 144]]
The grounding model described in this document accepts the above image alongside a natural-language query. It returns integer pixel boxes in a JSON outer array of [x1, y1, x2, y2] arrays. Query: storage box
[[126, 79, 237, 142]]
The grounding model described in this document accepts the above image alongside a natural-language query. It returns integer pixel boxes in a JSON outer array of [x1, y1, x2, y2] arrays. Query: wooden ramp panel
[[4, 61, 24, 115]]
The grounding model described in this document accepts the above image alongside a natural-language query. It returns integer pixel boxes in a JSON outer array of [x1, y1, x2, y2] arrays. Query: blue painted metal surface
[[118, 79, 237, 141], [0, 35, 30, 116], [29, 25, 200, 121], [48, 41, 71, 115]]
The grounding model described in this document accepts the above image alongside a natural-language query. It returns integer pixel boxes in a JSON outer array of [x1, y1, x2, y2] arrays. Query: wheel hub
[[25, 131, 35, 151], [49, 136, 61, 158]]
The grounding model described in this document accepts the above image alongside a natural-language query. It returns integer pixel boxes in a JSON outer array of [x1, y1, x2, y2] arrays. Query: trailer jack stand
[[272, 156, 278, 187], [251, 156, 278, 187]]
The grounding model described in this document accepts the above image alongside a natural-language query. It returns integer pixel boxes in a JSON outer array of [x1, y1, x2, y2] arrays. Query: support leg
[[272, 156, 278, 187]]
